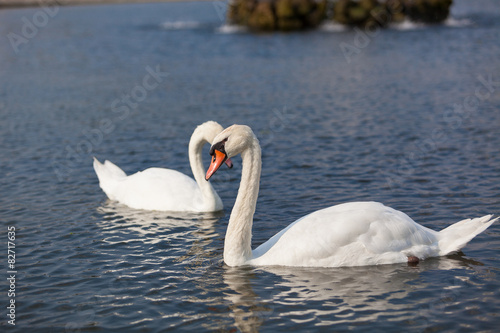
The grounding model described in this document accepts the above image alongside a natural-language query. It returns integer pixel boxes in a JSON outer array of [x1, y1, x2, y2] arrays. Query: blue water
[[1, 0, 500, 331]]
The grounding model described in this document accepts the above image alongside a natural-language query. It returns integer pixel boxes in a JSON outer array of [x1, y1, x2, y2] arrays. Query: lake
[[1, 0, 499, 331]]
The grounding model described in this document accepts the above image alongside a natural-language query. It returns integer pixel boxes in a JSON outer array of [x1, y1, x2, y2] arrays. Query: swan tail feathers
[[438, 215, 498, 255], [93, 157, 127, 194]]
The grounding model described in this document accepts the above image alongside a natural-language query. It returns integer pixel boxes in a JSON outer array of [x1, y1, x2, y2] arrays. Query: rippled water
[[1, 0, 500, 331]]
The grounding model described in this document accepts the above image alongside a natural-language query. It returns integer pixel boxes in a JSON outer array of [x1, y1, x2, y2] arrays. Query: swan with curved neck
[[93, 121, 232, 212], [205, 124, 498, 267]]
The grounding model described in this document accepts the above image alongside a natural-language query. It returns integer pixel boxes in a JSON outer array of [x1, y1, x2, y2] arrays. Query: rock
[[228, 0, 257, 26], [247, 1, 276, 31], [333, 0, 388, 28], [278, 17, 305, 31], [227, 0, 453, 31], [305, 0, 327, 27], [403, 0, 453, 23], [276, 0, 294, 19], [229, 0, 326, 32], [294, 0, 314, 17]]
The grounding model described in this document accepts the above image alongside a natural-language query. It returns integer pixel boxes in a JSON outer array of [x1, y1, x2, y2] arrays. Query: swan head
[[205, 125, 255, 180], [191, 121, 234, 170]]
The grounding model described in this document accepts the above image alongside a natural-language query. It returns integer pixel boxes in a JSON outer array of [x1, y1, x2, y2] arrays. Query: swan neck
[[224, 137, 261, 266], [189, 130, 220, 209]]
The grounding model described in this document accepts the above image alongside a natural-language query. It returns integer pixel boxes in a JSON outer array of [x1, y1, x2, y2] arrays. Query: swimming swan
[[205, 124, 497, 267], [93, 121, 232, 212]]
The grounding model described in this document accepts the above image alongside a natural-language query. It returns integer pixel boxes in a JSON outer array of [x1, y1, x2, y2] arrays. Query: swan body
[[205, 124, 498, 267], [94, 121, 231, 212]]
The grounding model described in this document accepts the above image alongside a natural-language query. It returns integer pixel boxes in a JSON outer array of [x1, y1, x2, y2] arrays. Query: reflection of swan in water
[[223, 267, 273, 333], [257, 254, 481, 301], [96, 200, 223, 285], [95, 200, 225, 321], [222, 254, 486, 329], [96, 200, 223, 241]]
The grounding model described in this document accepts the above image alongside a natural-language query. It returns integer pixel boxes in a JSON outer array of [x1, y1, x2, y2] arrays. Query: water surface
[[1, 0, 500, 331]]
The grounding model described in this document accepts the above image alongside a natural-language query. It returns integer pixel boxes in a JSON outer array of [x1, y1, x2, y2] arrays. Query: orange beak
[[206, 150, 228, 181]]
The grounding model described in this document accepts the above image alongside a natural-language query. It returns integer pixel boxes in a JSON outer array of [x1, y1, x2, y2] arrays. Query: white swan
[[93, 121, 232, 212], [205, 124, 498, 267]]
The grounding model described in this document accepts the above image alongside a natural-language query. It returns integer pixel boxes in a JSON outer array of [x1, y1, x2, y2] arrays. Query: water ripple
[[1, 0, 500, 331]]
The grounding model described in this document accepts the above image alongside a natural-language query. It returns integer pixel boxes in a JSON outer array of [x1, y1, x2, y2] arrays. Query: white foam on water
[[319, 22, 348, 32], [216, 24, 247, 34], [160, 21, 202, 30], [390, 17, 473, 31], [444, 17, 473, 28], [390, 19, 426, 31]]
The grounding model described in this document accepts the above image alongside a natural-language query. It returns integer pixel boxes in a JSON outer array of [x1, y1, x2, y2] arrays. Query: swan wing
[[251, 202, 440, 267], [107, 168, 204, 211]]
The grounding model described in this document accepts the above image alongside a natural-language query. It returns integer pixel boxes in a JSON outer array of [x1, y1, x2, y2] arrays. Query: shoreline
[[0, 0, 208, 9]]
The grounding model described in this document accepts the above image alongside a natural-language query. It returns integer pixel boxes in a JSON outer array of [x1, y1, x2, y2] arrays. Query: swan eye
[[209, 139, 227, 157]]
